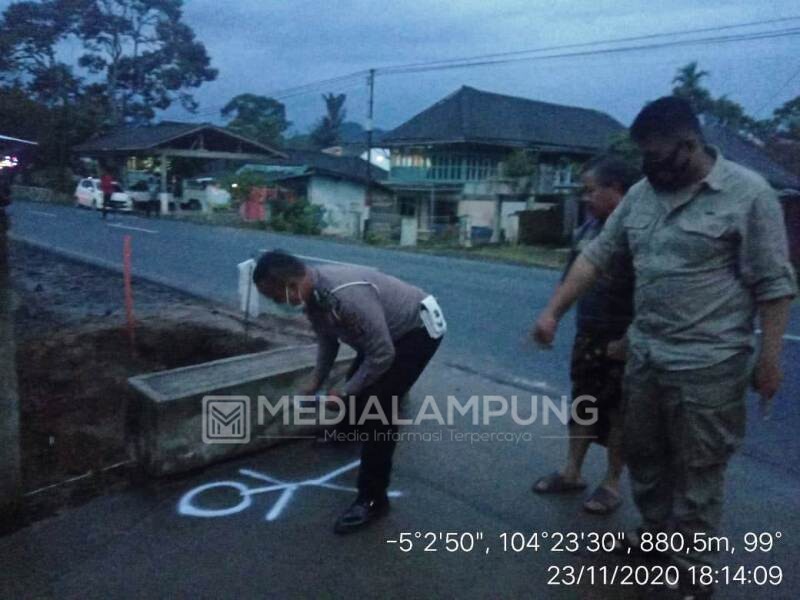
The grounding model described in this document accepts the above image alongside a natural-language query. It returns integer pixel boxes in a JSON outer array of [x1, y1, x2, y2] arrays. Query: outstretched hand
[[531, 312, 558, 347]]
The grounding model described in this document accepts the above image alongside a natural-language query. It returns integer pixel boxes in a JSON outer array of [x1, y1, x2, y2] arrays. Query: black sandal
[[532, 471, 587, 494]]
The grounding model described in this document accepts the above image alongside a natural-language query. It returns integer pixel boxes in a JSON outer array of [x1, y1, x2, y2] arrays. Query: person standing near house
[[99, 170, 114, 220], [252, 250, 445, 534], [146, 175, 159, 218], [532, 156, 639, 515], [532, 96, 796, 599]]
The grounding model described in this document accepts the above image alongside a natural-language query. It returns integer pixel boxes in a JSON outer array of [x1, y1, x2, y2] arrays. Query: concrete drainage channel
[[14, 343, 354, 532], [129, 345, 354, 477], [7, 240, 353, 534]]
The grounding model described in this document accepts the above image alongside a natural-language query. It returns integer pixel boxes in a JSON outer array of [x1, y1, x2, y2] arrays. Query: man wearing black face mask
[[531, 96, 796, 599]]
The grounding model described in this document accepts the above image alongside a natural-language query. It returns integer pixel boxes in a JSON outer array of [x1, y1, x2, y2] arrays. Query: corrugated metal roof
[[73, 121, 283, 156]]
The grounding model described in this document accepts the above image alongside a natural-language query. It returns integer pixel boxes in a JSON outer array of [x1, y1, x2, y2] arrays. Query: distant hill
[[338, 121, 388, 144], [285, 121, 387, 150]]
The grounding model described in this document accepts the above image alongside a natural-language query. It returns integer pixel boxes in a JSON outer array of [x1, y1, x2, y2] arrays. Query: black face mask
[[642, 141, 692, 191]]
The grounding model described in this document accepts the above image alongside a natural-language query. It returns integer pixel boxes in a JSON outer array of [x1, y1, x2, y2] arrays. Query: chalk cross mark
[[178, 459, 402, 522]]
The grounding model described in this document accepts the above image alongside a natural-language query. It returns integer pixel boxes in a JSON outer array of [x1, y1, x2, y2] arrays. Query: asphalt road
[[4, 200, 800, 599]]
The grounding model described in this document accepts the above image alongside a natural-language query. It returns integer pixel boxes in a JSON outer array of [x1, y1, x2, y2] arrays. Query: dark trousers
[[101, 192, 111, 219], [145, 198, 158, 218], [347, 327, 441, 498]]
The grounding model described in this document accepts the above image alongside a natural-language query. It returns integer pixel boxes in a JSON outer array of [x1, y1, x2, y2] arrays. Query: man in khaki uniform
[[532, 97, 796, 599]]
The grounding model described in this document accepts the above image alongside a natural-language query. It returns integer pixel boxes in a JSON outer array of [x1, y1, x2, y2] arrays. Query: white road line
[[755, 329, 800, 343], [260, 250, 374, 269], [108, 223, 158, 234], [30, 210, 56, 218]]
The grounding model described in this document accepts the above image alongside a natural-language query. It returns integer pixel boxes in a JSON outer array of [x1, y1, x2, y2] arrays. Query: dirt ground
[[7, 241, 311, 529]]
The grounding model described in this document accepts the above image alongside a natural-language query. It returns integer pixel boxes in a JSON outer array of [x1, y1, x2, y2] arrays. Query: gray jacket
[[306, 265, 427, 396]]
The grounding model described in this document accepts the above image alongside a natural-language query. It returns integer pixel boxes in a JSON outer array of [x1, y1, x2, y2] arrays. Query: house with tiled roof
[[701, 123, 800, 193], [379, 86, 625, 243], [238, 149, 390, 238]]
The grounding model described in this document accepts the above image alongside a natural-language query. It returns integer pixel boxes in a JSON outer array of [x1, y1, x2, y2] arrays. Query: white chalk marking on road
[[509, 376, 561, 394], [29, 210, 57, 218], [177, 459, 403, 522], [260, 249, 375, 269], [108, 223, 158, 234]]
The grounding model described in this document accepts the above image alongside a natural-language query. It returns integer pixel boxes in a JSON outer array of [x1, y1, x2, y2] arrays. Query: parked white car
[[74, 177, 133, 211], [183, 177, 231, 210], [126, 179, 158, 208]]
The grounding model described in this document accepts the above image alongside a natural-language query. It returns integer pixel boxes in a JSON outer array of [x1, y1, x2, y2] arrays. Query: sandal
[[532, 471, 587, 494], [583, 485, 622, 515]]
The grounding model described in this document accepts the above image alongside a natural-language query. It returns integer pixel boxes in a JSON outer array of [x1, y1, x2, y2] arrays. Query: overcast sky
[[6, 0, 800, 134]]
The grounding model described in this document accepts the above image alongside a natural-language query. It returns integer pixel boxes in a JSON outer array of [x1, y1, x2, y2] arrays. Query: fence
[[11, 185, 72, 205]]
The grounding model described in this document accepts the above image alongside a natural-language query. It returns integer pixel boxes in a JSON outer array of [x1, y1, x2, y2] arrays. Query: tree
[[606, 131, 642, 168], [76, 0, 217, 125], [706, 95, 747, 128], [221, 94, 291, 147], [504, 149, 537, 178], [310, 92, 346, 149], [0, 0, 83, 106], [772, 96, 800, 140], [1, 0, 217, 125], [671, 61, 712, 115], [669, 62, 770, 139]]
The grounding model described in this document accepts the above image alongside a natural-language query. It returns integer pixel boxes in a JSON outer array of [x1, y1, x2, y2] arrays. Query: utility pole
[[364, 69, 375, 238], [0, 209, 20, 515], [0, 136, 34, 515]]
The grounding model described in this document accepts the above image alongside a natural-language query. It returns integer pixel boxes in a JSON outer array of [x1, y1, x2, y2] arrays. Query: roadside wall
[[11, 185, 72, 205]]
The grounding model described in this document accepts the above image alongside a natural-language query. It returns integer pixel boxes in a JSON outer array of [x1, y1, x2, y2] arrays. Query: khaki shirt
[[583, 148, 797, 370], [307, 265, 427, 396]]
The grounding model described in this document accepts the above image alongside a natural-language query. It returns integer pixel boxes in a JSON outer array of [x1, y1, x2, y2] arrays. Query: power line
[[191, 16, 800, 121], [376, 15, 800, 75], [378, 28, 800, 76], [191, 71, 369, 120]]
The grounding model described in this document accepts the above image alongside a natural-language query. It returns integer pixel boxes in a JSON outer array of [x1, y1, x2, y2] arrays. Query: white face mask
[[279, 284, 306, 315]]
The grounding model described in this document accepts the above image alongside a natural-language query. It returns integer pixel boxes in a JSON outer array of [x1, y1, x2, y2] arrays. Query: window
[[428, 154, 464, 181], [555, 162, 573, 186], [399, 197, 416, 216], [449, 155, 462, 180]]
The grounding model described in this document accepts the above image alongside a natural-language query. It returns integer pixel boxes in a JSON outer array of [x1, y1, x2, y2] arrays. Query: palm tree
[[672, 61, 712, 114], [311, 93, 347, 149]]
